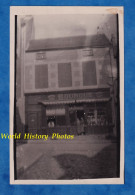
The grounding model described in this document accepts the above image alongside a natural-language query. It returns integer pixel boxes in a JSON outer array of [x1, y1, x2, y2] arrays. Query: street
[[16, 135, 118, 180]]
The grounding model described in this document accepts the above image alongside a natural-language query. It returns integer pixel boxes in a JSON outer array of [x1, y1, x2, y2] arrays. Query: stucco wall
[[24, 47, 113, 93]]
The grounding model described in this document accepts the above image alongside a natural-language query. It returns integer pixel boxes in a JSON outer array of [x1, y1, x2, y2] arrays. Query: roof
[[26, 34, 110, 52]]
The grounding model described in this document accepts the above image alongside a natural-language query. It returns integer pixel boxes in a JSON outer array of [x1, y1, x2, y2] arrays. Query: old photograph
[[10, 7, 124, 184]]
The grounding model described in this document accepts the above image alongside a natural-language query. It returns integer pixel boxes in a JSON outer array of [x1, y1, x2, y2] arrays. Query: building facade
[[16, 16, 35, 134], [23, 34, 115, 135]]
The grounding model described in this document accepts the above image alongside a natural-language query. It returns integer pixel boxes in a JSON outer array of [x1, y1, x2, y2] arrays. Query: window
[[36, 52, 46, 60], [86, 107, 108, 126], [83, 48, 93, 57], [87, 109, 95, 126], [35, 64, 48, 89], [97, 109, 107, 125], [83, 61, 97, 86], [58, 63, 72, 87], [46, 107, 66, 126], [47, 116, 56, 127]]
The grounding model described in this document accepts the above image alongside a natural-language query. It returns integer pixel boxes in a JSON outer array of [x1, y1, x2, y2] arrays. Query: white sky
[[33, 14, 112, 39]]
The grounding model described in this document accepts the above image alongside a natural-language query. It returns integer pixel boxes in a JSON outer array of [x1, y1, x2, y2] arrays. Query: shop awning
[[76, 98, 110, 103], [40, 100, 76, 105], [39, 98, 110, 105]]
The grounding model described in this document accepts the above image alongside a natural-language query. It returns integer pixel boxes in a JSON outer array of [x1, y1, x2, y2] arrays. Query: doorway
[[69, 105, 84, 125], [77, 110, 84, 120]]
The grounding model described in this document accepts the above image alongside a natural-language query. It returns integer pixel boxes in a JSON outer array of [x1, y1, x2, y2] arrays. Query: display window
[[46, 107, 66, 127]]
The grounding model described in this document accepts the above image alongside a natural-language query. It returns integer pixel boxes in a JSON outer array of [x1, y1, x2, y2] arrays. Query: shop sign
[[46, 108, 65, 116], [57, 91, 109, 101]]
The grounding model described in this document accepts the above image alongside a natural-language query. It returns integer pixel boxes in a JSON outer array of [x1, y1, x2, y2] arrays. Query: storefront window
[[97, 109, 107, 125], [87, 109, 95, 125], [47, 116, 56, 127], [46, 107, 66, 126], [86, 107, 107, 126]]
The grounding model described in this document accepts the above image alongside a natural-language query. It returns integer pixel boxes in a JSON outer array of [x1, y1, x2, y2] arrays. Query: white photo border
[[10, 6, 124, 185]]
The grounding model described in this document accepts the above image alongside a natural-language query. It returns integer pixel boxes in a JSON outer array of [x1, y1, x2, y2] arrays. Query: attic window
[[36, 52, 46, 60], [83, 48, 93, 57]]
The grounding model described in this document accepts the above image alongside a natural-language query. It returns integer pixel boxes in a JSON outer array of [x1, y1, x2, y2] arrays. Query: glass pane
[[47, 116, 56, 127]]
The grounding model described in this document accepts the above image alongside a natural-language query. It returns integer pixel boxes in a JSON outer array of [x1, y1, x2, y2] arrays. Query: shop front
[[25, 88, 113, 135]]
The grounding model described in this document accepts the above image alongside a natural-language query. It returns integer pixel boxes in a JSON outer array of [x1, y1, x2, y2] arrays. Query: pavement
[[16, 135, 118, 179]]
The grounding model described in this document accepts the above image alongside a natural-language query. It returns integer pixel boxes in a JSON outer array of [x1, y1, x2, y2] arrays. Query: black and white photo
[[10, 6, 124, 184]]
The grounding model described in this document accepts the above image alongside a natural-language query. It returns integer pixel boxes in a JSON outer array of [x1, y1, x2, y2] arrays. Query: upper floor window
[[35, 64, 48, 89], [58, 63, 72, 87], [82, 61, 97, 86], [83, 48, 93, 57], [36, 52, 46, 60]]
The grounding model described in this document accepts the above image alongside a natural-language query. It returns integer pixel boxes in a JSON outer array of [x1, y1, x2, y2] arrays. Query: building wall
[[16, 16, 35, 134], [24, 45, 115, 135], [24, 47, 112, 94]]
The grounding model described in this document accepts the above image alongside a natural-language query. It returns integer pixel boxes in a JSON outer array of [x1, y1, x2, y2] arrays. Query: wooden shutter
[[35, 64, 48, 89], [58, 63, 72, 87], [83, 61, 97, 86]]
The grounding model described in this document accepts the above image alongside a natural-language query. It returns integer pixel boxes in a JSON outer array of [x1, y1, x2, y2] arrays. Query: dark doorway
[[69, 110, 76, 126], [77, 110, 84, 120]]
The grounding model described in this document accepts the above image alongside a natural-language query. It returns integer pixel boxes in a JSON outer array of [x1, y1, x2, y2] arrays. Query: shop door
[[69, 110, 76, 126], [77, 110, 84, 120], [69, 106, 84, 125], [28, 113, 38, 132]]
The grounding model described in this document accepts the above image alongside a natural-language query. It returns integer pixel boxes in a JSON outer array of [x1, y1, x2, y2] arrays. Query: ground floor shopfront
[[25, 88, 113, 135]]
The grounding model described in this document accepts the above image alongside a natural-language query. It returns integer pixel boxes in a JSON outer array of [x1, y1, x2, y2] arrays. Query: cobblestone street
[[17, 135, 119, 180]]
